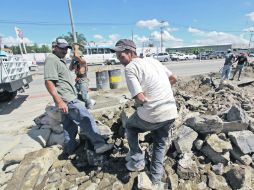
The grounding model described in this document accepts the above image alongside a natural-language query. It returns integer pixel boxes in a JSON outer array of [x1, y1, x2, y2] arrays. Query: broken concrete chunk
[[6, 146, 61, 190], [222, 121, 249, 133], [45, 105, 62, 121], [194, 139, 204, 151], [41, 124, 63, 134], [226, 105, 249, 122], [185, 115, 223, 134], [47, 132, 64, 147], [212, 163, 224, 175], [27, 128, 51, 147], [225, 165, 253, 190], [228, 130, 254, 154], [137, 172, 152, 190], [208, 171, 231, 190], [201, 134, 232, 164], [177, 153, 199, 180], [173, 125, 198, 154]]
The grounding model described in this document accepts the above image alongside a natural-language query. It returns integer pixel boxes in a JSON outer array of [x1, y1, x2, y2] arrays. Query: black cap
[[110, 39, 136, 52]]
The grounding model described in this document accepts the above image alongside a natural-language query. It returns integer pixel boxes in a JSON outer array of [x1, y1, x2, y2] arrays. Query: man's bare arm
[[169, 74, 177, 85], [45, 80, 68, 113], [69, 59, 75, 71], [134, 92, 147, 106]]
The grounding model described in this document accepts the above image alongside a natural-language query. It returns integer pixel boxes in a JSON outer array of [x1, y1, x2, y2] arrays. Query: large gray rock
[[45, 105, 62, 121], [185, 115, 223, 134], [222, 121, 249, 133], [177, 153, 199, 180], [225, 165, 253, 190], [201, 134, 232, 164], [3, 134, 42, 167], [34, 114, 61, 127], [226, 105, 249, 122], [173, 125, 198, 154], [228, 130, 254, 154], [230, 146, 253, 166], [47, 132, 64, 147], [27, 128, 51, 147], [41, 124, 63, 134], [208, 171, 231, 190], [6, 146, 61, 190]]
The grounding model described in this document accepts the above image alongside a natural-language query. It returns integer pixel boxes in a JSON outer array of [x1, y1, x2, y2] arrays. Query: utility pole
[[131, 29, 134, 41], [160, 21, 165, 53], [67, 0, 77, 43], [248, 30, 254, 53]]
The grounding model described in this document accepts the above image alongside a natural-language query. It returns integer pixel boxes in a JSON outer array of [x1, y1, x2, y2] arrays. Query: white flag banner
[[15, 27, 24, 43]]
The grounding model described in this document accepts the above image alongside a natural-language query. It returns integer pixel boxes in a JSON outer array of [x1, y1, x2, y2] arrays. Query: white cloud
[[187, 27, 205, 35], [1, 36, 33, 46], [187, 27, 249, 46], [93, 34, 104, 40], [150, 30, 183, 47], [133, 35, 149, 45], [166, 27, 178, 32], [246, 12, 254, 21], [136, 19, 169, 30], [109, 34, 120, 42], [243, 27, 254, 32]]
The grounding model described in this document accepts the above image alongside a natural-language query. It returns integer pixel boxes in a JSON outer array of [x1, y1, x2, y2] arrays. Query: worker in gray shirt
[[44, 38, 113, 156]]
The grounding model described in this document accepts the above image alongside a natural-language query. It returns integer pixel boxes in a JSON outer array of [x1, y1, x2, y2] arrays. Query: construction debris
[[1, 69, 254, 190]]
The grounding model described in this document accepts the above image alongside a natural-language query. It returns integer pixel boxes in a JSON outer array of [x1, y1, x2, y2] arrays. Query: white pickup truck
[[0, 52, 33, 101]]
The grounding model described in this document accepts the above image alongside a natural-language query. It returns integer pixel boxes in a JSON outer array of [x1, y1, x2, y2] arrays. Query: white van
[[82, 46, 118, 65]]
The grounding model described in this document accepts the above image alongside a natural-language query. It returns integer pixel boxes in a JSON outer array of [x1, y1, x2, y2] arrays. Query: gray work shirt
[[44, 54, 77, 103]]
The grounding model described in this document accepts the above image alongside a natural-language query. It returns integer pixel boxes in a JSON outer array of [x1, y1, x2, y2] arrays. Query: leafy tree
[[60, 32, 87, 46], [7, 44, 51, 54]]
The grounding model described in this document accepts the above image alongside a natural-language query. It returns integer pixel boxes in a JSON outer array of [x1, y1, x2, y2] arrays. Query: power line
[[0, 19, 250, 33]]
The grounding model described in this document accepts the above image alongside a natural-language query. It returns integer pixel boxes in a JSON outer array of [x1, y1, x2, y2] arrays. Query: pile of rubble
[[1, 71, 254, 190]]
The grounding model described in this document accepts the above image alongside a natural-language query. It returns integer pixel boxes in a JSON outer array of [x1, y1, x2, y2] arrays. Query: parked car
[[249, 53, 254, 57], [170, 52, 187, 61], [185, 54, 197, 60], [154, 52, 170, 62]]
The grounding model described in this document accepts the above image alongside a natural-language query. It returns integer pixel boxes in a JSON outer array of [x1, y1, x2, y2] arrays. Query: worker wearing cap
[[111, 39, 178, 186], [69, 43, 95, 109], [44, 38, 113, 156], [221, 49, 236, 81]]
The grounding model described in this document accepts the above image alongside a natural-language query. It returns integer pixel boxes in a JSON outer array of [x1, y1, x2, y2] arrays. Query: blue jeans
[[221, 65, 231, 80], [62, 99, 105, 154], [232, 64, 244, 80], [126, 112, 175, 183], [75, 77, 92, 108]]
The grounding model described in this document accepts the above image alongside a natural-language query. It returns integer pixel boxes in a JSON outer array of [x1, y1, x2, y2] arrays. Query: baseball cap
[[110, 39, 136, 52], [52, 41, 57, 47], [55, 38, 72, 49]]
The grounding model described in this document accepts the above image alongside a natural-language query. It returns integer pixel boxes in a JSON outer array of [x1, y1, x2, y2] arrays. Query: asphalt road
[[35, 58, 223, 89]]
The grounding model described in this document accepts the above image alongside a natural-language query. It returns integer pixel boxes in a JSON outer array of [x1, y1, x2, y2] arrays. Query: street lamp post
[[67, 0, 77, 43], [160, 21, 165, 53]]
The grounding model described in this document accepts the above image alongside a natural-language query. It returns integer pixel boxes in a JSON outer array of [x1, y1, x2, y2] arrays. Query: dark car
[[198, 51, 225, 59]]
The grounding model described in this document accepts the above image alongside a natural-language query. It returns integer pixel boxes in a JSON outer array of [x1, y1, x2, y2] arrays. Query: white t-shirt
[[125, 57, 178, 123]]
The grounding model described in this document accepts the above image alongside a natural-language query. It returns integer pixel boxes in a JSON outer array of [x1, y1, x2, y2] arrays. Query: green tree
[[61, 32, 87, 46]]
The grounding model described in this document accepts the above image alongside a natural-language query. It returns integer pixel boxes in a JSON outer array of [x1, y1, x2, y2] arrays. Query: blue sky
[[0, 0, 254, 48]]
